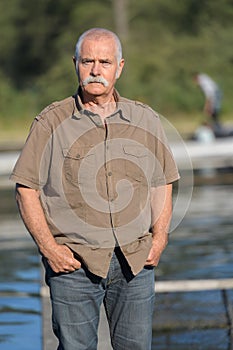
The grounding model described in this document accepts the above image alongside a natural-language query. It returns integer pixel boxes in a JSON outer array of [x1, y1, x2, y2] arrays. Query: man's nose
[[91, 61, 101, 76]]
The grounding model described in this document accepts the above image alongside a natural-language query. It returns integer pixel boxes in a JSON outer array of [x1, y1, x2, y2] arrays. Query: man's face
[[76, 37, 124, 99]]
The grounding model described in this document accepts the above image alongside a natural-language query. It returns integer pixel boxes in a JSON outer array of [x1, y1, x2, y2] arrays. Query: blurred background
[[0, 1, 233, 349], [0, 0, 233, 142]]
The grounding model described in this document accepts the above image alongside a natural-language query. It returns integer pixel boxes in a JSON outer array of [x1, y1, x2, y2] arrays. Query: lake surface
[[158, 184, 233, 281], [0, 190, 41, 350], [0, 184, 232, 349]]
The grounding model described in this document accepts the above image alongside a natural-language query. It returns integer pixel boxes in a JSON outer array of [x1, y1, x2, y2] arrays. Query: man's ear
[[116, 59, 125, 79], [72, 56, 76, 68], [72, 56, 79, 77]]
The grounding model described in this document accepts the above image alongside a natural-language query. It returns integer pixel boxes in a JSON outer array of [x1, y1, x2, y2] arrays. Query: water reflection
[[0, 297, 41, 350], [154, 184, 233, 350], [157, 185, 233, 280], [0, 192, 41, 350]]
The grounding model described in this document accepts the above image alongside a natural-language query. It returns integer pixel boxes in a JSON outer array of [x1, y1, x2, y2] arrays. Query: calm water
[[0, 189, 41, 350], [158, 184, 233, 281], [0, 184, 232, 349]]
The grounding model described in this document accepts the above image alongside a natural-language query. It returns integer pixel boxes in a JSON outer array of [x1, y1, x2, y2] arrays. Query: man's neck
[[82, 91, 116, 121]]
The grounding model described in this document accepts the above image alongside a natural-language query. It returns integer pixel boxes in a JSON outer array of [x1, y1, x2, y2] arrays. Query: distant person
[[10, 28, 179, 350], [193, 73, 223, 136]]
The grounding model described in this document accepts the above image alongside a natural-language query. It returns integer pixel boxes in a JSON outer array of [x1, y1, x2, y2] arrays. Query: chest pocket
[[123, 145, 148, 182], [63, 146, 95, 183]]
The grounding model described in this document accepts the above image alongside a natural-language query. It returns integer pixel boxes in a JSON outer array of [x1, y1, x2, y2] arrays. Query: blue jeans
[[44, 248, 155, 350]]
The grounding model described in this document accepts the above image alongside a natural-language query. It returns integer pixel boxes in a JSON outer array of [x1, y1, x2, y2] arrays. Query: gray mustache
[[82, 76, 109, 87]]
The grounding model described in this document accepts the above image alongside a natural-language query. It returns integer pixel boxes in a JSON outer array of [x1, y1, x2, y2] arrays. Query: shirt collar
[[72, 87, 131, 124]]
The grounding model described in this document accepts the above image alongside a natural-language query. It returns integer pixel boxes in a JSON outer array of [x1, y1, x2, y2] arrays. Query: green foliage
[[0, 0, 233, 136]]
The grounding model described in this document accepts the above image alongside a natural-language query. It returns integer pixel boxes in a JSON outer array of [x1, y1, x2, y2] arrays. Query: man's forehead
[[80, 38, 117, 57]]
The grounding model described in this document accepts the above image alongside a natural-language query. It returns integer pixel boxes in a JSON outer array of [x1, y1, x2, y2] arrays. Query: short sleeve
[[151, 117, 180, 187], [10, 119, 51, 189]]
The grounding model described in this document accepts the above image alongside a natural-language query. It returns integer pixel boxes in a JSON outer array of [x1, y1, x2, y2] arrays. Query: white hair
[[74, 28, 123, 65]]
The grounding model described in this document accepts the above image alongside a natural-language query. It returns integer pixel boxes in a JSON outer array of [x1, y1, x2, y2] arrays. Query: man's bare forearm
[[151, 183, 172, 237], [15, 184, 81, 272], [146, 184, 173, 266], [15, 184, 57, 256]]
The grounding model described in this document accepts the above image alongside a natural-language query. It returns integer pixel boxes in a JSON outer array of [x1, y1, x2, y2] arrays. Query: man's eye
[[82, 60, 92, 65], [101, 61, 111, 67]]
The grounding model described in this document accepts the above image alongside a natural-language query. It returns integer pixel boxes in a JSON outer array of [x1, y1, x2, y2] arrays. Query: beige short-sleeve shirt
[[11, 90, 180, 277]]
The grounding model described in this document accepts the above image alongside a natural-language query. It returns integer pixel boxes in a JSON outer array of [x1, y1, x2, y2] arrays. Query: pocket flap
[[123, 145, 147, 158], [62, 147, 94, 160]]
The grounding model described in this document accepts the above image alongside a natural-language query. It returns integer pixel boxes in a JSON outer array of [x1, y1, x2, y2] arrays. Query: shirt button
[[76, 154, 80, 159], [108, 171, 112, 176]]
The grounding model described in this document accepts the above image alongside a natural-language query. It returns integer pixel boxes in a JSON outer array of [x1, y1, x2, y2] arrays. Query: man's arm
[[15, 184, 81, 273], [145, 183, 173, 266], [203, 98, 213, 117]]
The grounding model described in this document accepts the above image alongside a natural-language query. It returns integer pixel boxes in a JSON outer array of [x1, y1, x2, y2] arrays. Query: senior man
[[11, 28, 179, 350]]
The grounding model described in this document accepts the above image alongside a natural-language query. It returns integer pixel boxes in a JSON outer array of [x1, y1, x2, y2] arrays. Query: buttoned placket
[[104, 111, 131, 240], [104, 117, 117, 236], [83, 111, 118, 238], [81, 108, 131, 250]]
